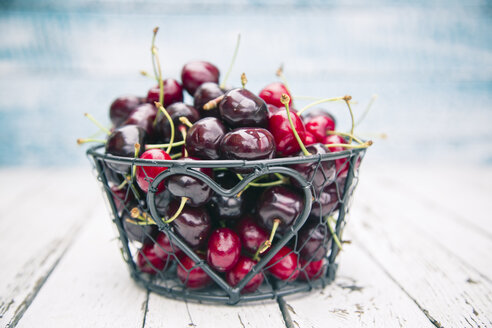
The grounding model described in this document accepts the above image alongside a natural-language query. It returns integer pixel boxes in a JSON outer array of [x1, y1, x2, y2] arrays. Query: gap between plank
[[277, 296, 296, 328], [141, 290, 150, 328]]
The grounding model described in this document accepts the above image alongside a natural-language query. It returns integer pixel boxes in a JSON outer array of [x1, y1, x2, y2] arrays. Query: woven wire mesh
[[87, 144, 365, 305]]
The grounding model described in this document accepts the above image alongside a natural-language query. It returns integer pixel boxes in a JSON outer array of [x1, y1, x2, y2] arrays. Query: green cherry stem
[[179, 125, 188, 157], [130, 207, 156, 225], [252, 218, 281, 261], [179, 116, 194, 128], [145, 140, 185, 150], [84, 113, 111, 135], [140, 70, 157, 80], [116, 178, 128, 190], [220, 33, 241, 89], [170, 152, 182, 159], [343, 95, 355, 144], [296, 97, 345, 116], [241, 72, 247, 89], [203, 95, 225, 111], [326, 131, 364, 145], [163, 197, 189, 224], [324, 141, 373, 149], [155, 102, 174, 154], [326, 216, 343, 251], [150, 27, 159, 82], [76, 138, 107, 145], [131, 143, 141, 181], [276, 64, 291, 95], [281, 94, 311, 156]]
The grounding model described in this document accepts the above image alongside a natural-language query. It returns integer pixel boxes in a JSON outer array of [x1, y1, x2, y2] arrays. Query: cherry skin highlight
[[219, 88, 269, 128], [135, 149, 171, 193]]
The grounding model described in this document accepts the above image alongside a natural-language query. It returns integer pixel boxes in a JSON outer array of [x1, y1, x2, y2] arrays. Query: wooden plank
[[0, 168, 100, 327], [15, 199, 148, 328], [348, 186, 492, 327], [279, 242, 435, 328], [145, 289, 287, 328], [357, 168, 492, 280]]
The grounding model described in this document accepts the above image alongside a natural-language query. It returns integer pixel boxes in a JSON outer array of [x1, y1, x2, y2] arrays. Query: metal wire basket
[[87, 143, 365, 305]]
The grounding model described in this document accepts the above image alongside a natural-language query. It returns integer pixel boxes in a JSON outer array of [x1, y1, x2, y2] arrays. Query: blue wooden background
[[0, 0, 491, 166]]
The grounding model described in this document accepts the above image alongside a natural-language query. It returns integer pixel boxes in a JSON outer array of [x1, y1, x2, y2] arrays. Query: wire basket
[[87, 144, 365, 305]]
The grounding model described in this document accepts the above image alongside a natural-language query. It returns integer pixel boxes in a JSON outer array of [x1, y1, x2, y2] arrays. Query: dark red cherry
[[153, 102, 200, 142], [137, 244, 169, 274], [109, 95, 141, 127], [305, 114, 336, 142], [177, 254, 212, 289], [146, 78, 183, 108], [257, 186, 304, 234], [135, 149, 171, 193], [268, 110, 307, 157], [220, 128, 275, 161], [219, 88, 269, 128], [105, 125, 146, 174], [310, 186, 339, 219], [297, 223, 330, 261], [153, 231, 182, 259], [267, 246, 299, 281], [290, 143, 336, 193], [110, 185, 134, 213], [299, 258, 326, 281], [193, 82, 224, 118], [185, 117, 226, 160], [259, 82, 292, 108], [208, 193, 244, 221], [181, 61, 220, 96], [122, 210, 158, 245], [167, 201, 211, 249], [122, 103, 158, 135], [166, 157, 213, 207], [155, 188, 173, 217], [226, 256, 264, 293], [235, 215, 269, 254], [207, 228, 241, 272]]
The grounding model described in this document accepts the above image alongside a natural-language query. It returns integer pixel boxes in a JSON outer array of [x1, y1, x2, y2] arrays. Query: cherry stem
[[276, 64, 291, 95], [281, 94, 311, 156], [130, 207, 156, 225], [170, 152, 182, 159], [145, 140, 185, 150], [220, 33, 241, 89], [324, 141, 373, 149], [241, 72, 248, 89], [150, 27, 159, 82], [140, 70, 157, 80], [116, 178, 128, 190], [326, 216, 343, 251], [203, 95, 225, 111], [125, 175, 141, 199], [343, 95, 355, 144], [296, 97, 345, 116], [355, 94, 378, 128], [131, 143, 141, 180], [84, 113, 111, 135], [77, 138, 107, 145], [326, 131, 364, 145], [236, 173, 287, 188], [252, 218, 280, 261], [179, 126, 188, 157], [163, 197, 188, 224], [155, 102, 174, 154], [179, 116, 193, 128]]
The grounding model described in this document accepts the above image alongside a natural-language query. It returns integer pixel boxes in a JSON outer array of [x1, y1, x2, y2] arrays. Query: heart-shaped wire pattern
[[88, 145, 365, 304]]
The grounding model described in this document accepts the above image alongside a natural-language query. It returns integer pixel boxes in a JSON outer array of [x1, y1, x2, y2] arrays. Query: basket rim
[[87, 143, 366, 168]]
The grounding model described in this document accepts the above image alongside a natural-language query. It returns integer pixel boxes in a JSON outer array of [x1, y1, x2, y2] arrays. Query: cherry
[[322, 135, 350, 176], [109, 95, 141, 127], [208, 193, 244, 221], [268, 110, 307, 157], [304, 131, 317, 146], [193, 82, 224, 118], [257, 186, 304, 234], [110, 184, 134, 213], [235, 215, 269, 254], [167, 201, 211, 249], [105, 125, 146, 174], [153, 102, 200, 143], [166, 157, 213, 207], [155, 188, 172, 217], [122, 210, 158, 245], [304, 113, 336, 142], [220, 128, 275, 161], [218, 88, 269, 128], [135, 149, 171, 193], [226, 256, 264, 293], [310, 186, 339, 218], [207, 227, 241, 272], [267, 246, 299, 281], [122, 103, 158, 135], [153, 231, 182, 259], [297, 223, 330, 261], [177, 254, 212, 289], [146, 78, 183, 108], [137, 244, 169, 274], [185, 117, 226, 160], [259, 82, 292, 108], [299, 258, 326, 281], [181, 61, 220, 96]]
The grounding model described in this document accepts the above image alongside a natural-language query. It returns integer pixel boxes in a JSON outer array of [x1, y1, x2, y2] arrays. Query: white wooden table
[[1, 164, 491, 328]]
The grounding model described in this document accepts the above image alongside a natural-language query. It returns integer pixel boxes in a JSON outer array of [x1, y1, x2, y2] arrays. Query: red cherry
[[153, 231, 182, 259], [305, 115, 336, 142], [207, 228, 241, 272], [322, 135, 349, 176], [267, 246, 299, 281], [235, 215, 269, 254], [299, 258, 326, 281], [304, 131, 317, 146], [137, 244, 169, 274], [181, 61, 220, 96], [259, 82, 292, 108], [226, 256, 264, 293], [146, 78, 184, 108], [136, 149, 171, 193], [177, 254, 212, 289], [268, 110, 307, 157]]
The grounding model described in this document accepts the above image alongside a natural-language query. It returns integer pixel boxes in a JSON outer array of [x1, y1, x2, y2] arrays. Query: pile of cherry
[[82, 30, 371, 295]]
